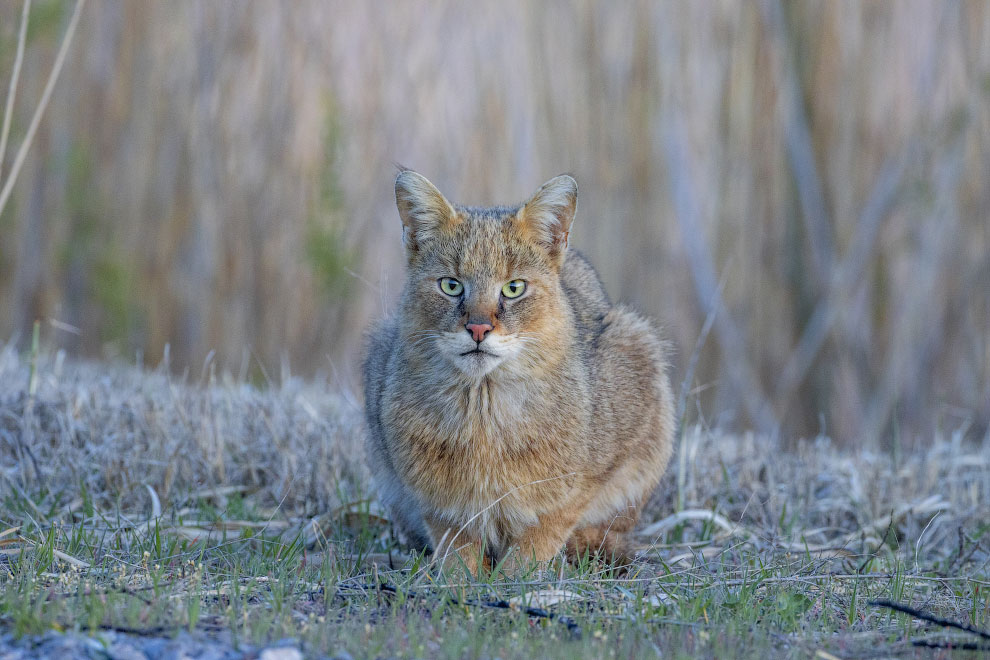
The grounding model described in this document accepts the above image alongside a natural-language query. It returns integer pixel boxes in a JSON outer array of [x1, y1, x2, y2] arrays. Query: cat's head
[[394, 169, 577, 379]]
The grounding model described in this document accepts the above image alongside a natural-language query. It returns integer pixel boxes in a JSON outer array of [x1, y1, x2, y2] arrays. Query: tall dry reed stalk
[[0, 0, 987, 443]]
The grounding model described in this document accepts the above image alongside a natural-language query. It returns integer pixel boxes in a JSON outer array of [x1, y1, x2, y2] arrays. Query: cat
[[363, 169, 674, 573]]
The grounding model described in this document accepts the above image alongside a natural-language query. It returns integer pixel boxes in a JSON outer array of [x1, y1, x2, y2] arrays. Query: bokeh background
[[0, 0, 987, 444]]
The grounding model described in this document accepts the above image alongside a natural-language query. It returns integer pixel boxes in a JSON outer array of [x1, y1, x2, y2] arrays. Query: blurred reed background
[[0, 0, 987, 444]]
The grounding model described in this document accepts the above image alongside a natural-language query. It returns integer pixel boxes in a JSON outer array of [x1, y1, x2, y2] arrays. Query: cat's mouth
[[445, 337, 513, 377]]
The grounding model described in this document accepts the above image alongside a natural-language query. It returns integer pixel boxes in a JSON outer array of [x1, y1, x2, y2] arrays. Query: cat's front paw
[[496, 549, 562, 579], [430, 541, 490, 579]]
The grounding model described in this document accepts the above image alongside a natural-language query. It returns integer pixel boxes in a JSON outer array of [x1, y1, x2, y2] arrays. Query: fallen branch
[[909, 639, 990, 652], [870, 599, 990, 651]]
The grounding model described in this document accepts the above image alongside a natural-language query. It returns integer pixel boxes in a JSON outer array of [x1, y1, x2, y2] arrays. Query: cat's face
[[394, 171, 577, 378]]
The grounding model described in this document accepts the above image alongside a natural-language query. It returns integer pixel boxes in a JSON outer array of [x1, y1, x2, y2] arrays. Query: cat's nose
[[465, 322, 493, 343]]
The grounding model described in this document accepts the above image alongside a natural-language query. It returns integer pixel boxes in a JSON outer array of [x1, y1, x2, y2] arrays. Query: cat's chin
[[451, 350, 505, 378]]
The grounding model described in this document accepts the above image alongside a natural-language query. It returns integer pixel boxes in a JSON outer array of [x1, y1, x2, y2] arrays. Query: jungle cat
[[363, 170, 675, 573]]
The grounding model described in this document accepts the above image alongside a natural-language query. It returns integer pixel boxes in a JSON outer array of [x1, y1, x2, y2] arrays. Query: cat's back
[[560, 250, 612, 349], [362, 316, 398, 431], [561, 249, 673, 451]]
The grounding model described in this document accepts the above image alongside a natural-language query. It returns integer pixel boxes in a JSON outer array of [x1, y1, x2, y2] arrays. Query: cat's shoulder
[[560, 249, 611, 318], [364, 315, 398, 352], [363, 315, 399, 395]]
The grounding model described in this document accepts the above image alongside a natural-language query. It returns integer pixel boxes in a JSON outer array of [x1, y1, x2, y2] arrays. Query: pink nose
[[466, 322, 493, 343]]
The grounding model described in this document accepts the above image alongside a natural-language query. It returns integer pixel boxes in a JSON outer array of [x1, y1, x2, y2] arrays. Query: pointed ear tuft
[[394, 170, 458, 253], [517, 175, 577, 265]]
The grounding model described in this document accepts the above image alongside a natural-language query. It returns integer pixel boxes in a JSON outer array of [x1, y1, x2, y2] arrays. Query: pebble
[[108, 641, 150, 660], [259, 648, 303, 660]]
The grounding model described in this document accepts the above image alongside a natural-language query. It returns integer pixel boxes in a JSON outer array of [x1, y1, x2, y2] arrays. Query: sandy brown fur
[[364, 170, 675, 573]]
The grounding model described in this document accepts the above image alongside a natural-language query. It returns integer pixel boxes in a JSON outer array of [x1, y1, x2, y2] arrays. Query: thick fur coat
[[363, 171, 674, 572]]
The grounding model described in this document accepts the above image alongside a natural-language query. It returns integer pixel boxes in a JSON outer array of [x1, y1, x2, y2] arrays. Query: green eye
[[439, 277, 464, 296], [501, 279, 526, 298]]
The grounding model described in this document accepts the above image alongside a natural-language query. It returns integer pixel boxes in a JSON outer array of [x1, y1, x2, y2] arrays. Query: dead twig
[[870, 599, 990, 651], [908, 639, 990, 651]]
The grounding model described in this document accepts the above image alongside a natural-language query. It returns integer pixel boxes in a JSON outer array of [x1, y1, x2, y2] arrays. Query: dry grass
[[1, 347, 988, 657], [0, 342, 368, 518]]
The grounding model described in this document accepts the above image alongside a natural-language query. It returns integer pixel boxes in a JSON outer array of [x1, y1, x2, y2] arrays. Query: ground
[[0, 344, 987, 659]]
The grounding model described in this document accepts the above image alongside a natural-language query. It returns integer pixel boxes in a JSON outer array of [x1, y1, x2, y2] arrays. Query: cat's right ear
[[395, 170, 459, 255], [516, 174, 577, 267]]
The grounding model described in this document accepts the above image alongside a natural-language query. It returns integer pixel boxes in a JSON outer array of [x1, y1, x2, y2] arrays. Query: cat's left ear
[[516, 174, 577, 267], [395, 170, 459, 257]]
